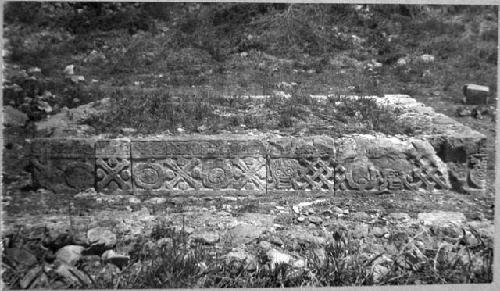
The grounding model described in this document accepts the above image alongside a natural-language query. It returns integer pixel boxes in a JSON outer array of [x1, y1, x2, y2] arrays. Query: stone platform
[[28, 95, 487, 195]]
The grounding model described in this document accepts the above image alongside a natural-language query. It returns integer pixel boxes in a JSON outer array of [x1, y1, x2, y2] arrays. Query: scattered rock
[[28, 66, 42, 74], [146, 197, 166, 204], [308, 216, 323, 225], [191, 231, 220, 245], [396, 57, 408, 66], [417, 211, 466, 226], [371, 226, 388, 238], [4, 248, 38, 270], [351, 212, 370, 221], [418, 54, 435, 63], [64, 65, 74, 75], [87, 227, 116, 253], [352, 223, 369, 239], [226, 248, 249, 262], [120, 127, 137, 135], [3, 105, 28, 127], [372, 264, 390, 283], [386, 212, 410, 222], [297, 216, 306, 222], [456, 107, 472, 117], [20, 266, 46, 289], [101, 250, 130, 269], [463, 84, 490, 105], [55, 245, 85, 266], [55, 264, 92, 288], [266, 249, 293, 269], [228, 223, 265, 245], [259, 240, 272, 250]]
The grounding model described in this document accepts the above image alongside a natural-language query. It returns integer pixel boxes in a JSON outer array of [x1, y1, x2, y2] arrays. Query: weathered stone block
[[30, 139, 95, 193], [463, 84, 489, 105], [131, 138, 266, 192], [267, 136, 335, 157], [334, 135, 450, 192], [267, 157, 335, 191], [95, 139, 132, 193]]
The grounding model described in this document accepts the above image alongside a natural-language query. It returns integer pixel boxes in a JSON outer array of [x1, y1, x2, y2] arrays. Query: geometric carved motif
[[132, 157, 266, 191], [334, 160, 450, 192], [95, 140, 132, 193], [267, 157, 335, 190], [96, 158, 131, 192], [133, 158, 202, 191]]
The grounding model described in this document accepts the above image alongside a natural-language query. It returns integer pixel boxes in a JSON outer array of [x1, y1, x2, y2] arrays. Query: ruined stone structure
[[29, 95, 487, 195]]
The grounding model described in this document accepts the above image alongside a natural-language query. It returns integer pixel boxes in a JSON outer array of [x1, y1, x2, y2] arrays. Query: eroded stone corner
[[30, 138, 95, 193]]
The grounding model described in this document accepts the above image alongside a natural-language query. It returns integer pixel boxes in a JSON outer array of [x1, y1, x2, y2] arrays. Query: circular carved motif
[[64, 163, 94, 190], [133, 163, 165, 190], [203, 167, 230, 189], [178, 181, 189, 190], [273, 159, 299, 180]]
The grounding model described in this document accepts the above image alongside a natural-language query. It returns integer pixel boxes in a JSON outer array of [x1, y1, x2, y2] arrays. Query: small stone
[[418, 211, 466, 226], [20, 266, 45, 289], [292, 257, 307, 268], [396, 58, 407, 66], [191, 231, 219, 245], [157, 237, 173, 248], [259, 240, 272, 250], [129, 197, 141, 204], [28, 66, 42, 74], [383, 233, 390, 239], [308, 216, 323, 225], [240, 52, 248, 57], [101, 250, 130, 269], [55, 264, 92, 287], [371, 226, 388, 238], [70, 75, 85, 83], [331, 206, 344, 215], [266, 249, 293, 269], [269, 236, 284, 247], [87, 227, 116, 252], [120, 127, 137, 135], [463, 84, 490, 105], [4, 248, 38, 269], [55, 245, 85, 266], [372, 264, 390, 283], [297, 216, 306, 222], [64, 65, 74, 75], [146, 197, 166, 204], [351, 212, 370, 221], [352, 223, 369, 239], [418, 54, 435, 63]]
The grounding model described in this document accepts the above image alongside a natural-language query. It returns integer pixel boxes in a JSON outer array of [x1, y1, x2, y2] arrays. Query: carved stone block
[[131, 139, 266, 192], [30, 139, 95, 193], [95, 140, 132, 193], [267, 157, 335, 191]]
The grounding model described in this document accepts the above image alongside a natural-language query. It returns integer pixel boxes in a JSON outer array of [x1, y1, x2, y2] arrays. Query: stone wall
[[29, 133, 486, 195]]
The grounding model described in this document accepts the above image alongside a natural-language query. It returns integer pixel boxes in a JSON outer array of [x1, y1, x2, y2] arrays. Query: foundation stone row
[[29, 134, 486, 195]]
